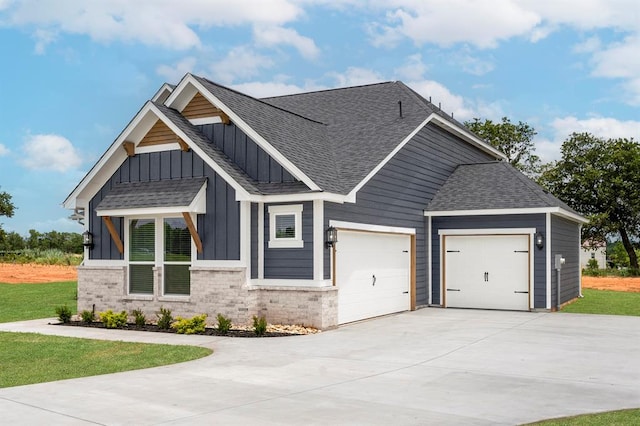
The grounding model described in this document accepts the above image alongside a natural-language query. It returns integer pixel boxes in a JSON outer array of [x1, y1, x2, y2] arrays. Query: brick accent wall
[[77, 265, 338, 329]]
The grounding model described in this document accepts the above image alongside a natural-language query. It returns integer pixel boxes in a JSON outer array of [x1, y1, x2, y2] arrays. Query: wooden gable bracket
[[177, 139, 190, 152], [215, 111, 231, 125], [182, 212, 203, 254], [102, 216, 124, 254], [122, 141, 135, 157]]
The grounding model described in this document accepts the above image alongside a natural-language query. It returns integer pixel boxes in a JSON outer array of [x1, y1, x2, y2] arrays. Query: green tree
[[539, 133, 640, 269], [465, 117, 541, 177]]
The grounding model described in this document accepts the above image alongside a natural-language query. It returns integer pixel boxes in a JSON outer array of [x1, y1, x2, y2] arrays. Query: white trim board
[[438, 228, 536, 236], [166, 74, 321, 192], [425, 207, 587, 224], [329, 220, 416, 235]]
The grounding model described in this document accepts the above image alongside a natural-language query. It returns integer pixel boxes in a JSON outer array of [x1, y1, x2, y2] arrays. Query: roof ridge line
[[195, 76, 327, 126], [261, 81, 396, 100]]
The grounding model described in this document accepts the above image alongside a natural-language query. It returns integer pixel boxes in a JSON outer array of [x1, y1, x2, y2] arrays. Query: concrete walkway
[[1, 309, 639, 425]]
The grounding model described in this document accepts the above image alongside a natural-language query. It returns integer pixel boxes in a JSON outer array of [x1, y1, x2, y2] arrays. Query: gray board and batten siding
[[551, 215, 581, 306], [325, 123, 495, 306], [431, 214, 547, 308], [197, 123, 297, 184], [88, 149, 241, 261], [264, 201, 315, 280]]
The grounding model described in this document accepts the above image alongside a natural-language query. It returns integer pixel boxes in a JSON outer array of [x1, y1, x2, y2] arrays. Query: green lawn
[[0, 332, 211, 388], [0, 281, 77, 323], [525, 408, 640, 425], [562, 288, 640, 316]]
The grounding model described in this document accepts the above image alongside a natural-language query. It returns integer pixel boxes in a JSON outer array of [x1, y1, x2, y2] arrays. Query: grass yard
[[0, 332, 211, 388], [562, 288, 640, 316], [0, 281, 77, 323], [526, 408, 640, 425]]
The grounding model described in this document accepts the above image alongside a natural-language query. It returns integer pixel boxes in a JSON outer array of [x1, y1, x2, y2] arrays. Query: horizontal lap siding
[[264, 201, 314, 279], [198, 123, 295, 183], [431, 214, 547, 308], [325, 124, 494, 306], [89, 150, 240, 261], [551, 215, 580, 305]]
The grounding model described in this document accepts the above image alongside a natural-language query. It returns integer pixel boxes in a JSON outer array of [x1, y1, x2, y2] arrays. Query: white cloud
[[573, 36, 602, 53], [254, 26, 320, 60], [535, 115, 640, 162], [449, 49, 495, 76], [328, 67, 384, 87], [0, 143, 9, 156], [407, 79, 476, 121], [588, 35, 640, 104], [394, 54, 428, 81], [156, 57, 198, 82], [209, 46, 274, 84], [32, 28, 57, 54], [30, 217, 83, 233], [20, 134, 82, 172], [2, 0, 303, 50]]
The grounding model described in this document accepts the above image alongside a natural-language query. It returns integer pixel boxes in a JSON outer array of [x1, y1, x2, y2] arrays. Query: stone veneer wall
[[77, 265, 338, 329]]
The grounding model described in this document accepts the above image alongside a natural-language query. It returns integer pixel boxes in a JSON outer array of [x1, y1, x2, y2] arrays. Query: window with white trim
[[268, 204, 303, 248], [128, 216, 193, 296]]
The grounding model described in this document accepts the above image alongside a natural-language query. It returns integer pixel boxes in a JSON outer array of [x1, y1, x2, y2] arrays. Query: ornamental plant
[[156, 307, 173, 330], [171, 314, 207, 334], [216, 313, 232, 335], [55, 305, 73, 323], [99, 310, 128, 329], [252, 315, 267, 336]]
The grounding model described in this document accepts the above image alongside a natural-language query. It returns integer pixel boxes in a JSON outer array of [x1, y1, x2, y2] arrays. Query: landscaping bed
[[56, 319, 318, 337]]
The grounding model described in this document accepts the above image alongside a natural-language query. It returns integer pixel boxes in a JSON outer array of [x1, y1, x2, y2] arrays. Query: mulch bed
[[55, 321, 309, 337]]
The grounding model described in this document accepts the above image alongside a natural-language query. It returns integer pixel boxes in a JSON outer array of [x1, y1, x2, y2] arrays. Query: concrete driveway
[[1, 309, 639, 425]]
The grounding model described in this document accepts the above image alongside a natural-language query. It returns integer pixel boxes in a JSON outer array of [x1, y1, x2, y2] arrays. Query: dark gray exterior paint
[[431, 214, 547, 309], [197, 123, 296, 183], [263, 201, 314, 280], [88, 149, 240, 261], [551, 215, 581, 306], [324, 123, 494, 305]]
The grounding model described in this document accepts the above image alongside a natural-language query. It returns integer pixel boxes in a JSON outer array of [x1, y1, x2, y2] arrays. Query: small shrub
[[132, 309, 146, 327], [55, 305, 73, 323], [586, 258, 599, 270], [156, 307, 173, 330], [216, 313, 232, 335], [99, 310, 128, 329], [80, 309, 95, 324], [253, 315, 267, 336], [171, 314, 207, 334]]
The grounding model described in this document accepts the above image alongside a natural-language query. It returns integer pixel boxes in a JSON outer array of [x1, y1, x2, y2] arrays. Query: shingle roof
[[425, 161, 580, 213], [96, 177, 207, 211]]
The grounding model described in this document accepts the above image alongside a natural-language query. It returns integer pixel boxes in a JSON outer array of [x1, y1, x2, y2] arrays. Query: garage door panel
[[337, 231, 411, 324], [444, 234, 530, 311]]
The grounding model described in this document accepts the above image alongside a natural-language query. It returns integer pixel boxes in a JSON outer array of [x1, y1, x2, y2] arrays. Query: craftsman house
[[63, 73, 586, 329]]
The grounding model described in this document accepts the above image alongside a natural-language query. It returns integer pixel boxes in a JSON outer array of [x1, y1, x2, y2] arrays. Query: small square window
[[268, 205, 303, 248]]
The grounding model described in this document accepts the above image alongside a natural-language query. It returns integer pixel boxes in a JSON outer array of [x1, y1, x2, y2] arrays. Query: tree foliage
[[0, 189, 15, 219], [465, 117, 541, 177], [539, 133, 640, 269]]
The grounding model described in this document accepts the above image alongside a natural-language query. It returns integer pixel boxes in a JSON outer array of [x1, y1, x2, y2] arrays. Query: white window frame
[[268, 204, 303, 248], [125, 215, 195, 297]]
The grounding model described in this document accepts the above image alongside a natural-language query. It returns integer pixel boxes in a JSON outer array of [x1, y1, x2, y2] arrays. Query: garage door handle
[[514, 291, 529, 294], [372, 275, 376, 286], [484, 272, 489, 282], [447, 288, 461, 292], [403, 291, 409, 294]]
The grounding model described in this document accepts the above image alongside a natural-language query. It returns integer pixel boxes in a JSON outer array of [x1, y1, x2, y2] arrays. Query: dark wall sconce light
[[326, 226, 338, 248], [82, 230, 94, 249], [535, 231, 544, 250]]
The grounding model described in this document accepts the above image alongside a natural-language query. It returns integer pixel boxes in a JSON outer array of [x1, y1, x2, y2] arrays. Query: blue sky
[[0, 0, 639, 235]]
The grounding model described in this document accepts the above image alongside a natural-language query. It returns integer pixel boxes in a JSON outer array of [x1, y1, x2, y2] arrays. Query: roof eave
[[424, 206, 588, 224]]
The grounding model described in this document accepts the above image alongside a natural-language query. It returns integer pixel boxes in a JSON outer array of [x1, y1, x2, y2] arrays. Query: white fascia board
[[240, 191, 347, 204], [329, 220, 416, 235], [151, 83, 174, 103], [429, 115, 507, 160], [176, 75, 321, 192], [148, 103, 252, 200], [546, 212, 552, 310], [63, 101, 158, 210], [425, 206, 587, 224], [345, 113, 508, 202], [97, 206, 193, 217], [188, 116, 223, 126], [347, 116, 432, 200]]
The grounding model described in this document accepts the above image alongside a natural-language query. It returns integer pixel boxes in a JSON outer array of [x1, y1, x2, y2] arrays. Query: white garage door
[[336, 231, 411, 324], [444, 234, 530, 311]]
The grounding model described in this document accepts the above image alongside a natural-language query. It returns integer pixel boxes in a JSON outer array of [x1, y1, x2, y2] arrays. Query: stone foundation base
[[77, 265, 338, 329]]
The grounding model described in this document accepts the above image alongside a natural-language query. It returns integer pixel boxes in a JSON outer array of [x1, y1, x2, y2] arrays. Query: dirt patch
[[582, 276, 640, 293], [0, 263, 78, 284]]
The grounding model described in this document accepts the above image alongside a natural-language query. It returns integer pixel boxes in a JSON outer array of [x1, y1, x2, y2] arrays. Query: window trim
[[268, 204, 303, 248], [125, 214, 195, 296]]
